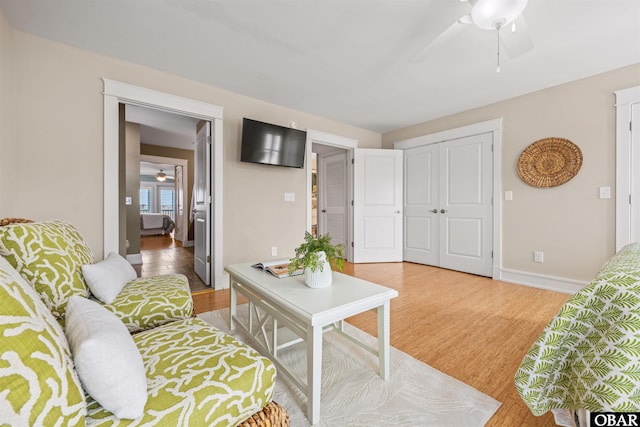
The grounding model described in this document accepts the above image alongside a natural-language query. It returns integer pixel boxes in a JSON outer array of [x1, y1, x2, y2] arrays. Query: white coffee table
[[225, 263, 398, 425]]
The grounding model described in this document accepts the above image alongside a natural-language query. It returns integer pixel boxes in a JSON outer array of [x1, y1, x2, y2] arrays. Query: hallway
[[140, 235, 209, 292]]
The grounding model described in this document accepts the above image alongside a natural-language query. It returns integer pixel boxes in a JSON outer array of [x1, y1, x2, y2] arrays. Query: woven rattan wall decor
[[517, 137, 583, 188]]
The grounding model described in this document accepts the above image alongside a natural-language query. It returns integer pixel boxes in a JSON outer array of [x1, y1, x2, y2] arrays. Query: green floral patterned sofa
[[0, 219, 192, 332], [0, 219, 289, 426]]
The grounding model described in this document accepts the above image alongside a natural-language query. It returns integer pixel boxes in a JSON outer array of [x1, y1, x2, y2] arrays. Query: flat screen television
[[241, 118, 307, 168]]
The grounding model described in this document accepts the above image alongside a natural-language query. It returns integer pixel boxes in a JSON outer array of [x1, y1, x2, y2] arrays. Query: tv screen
[[241, 118, 307, 168]]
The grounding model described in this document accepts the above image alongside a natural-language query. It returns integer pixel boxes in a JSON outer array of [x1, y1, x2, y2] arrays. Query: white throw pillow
[[82, 252, 137, 304], [65, 296, 147, 419]]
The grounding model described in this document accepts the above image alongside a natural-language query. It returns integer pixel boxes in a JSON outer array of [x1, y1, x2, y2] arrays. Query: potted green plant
[[288, 232, 345, 288]]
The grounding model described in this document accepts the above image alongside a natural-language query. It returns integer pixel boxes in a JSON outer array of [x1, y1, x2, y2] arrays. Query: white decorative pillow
[[65, 296, 147, 419], [82, 252, 137, 304]]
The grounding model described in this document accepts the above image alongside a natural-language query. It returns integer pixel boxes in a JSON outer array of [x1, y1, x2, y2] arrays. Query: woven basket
[[0, 218, 34, 226], [517, 137, 582, 188], [238, 401, 290, 427]]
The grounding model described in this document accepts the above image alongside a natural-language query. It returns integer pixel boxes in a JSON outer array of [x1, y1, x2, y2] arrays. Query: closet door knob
[[440, 209, 447, 214], [430, 209, 438, 213]]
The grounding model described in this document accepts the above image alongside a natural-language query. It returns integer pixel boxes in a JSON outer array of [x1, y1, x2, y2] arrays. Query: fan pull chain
[[496, 28, 501, 73]]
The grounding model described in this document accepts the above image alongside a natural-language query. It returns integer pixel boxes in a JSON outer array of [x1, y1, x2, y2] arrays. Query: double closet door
[[403, 133, 493, 277]]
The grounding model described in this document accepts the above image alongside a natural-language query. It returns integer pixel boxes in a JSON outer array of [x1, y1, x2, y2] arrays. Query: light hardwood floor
[[193, 262, 570, 426], [140, 235, 209, 292]]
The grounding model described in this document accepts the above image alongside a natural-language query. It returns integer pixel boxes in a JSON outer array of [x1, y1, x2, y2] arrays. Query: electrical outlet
[[272, 247, 278, 256], [534, 251, 544, 263]]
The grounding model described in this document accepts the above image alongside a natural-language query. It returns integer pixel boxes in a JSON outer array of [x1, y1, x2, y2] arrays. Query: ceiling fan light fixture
[[470, 0, 528, 30], [155, 170, 167, 182]]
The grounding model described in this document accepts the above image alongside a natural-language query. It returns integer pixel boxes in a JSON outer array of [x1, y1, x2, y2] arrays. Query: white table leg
[[229, 277, 237, 331], [307, 324, 323, 424], [377, 301, 391, 380]]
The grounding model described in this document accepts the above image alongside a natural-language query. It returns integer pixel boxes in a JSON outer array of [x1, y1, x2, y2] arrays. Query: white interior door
[[353, 148, 403, 263], [439, 134, 493, 276], [194, 121, 211, 285], [630, 102, 640, 244], [318, 151, 348, 248], [402, 133, 493, 276], [403, 144, 439, 265]]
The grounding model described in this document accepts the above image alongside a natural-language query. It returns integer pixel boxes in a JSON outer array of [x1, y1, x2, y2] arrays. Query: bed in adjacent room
[[140, 213, 175, 236]]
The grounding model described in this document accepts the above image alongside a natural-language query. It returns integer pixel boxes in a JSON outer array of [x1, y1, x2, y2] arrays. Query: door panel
[[404, 144, 438, 264], [353, 149, 403, 263], [318, 151, 348, 249], [439, 134, 493, 276], [194, 121, 211, 286]]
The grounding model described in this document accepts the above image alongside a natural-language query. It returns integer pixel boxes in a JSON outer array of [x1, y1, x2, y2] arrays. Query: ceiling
[[126, 104, 198, 150], [1, 0, 639, 133]]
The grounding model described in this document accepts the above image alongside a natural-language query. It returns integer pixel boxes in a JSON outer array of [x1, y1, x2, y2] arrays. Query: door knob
[[192, 209, 200, 213], [440, 209, 447, 214], [321, 209, 327, 213], [430, 209, 438, 213]]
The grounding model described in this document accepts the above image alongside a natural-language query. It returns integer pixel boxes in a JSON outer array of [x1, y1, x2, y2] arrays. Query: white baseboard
[[182, 240, 194, 248], [499, 268, 588, 294], [126, 253, 142, 265]]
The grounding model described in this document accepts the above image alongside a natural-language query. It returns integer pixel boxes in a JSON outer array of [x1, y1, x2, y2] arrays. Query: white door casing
[[353, 148, 404, 263], [194, 121, 211, 286], [103, 79, 226, 288], [318, 151, 348, 248], [616, 85, 640, 250]]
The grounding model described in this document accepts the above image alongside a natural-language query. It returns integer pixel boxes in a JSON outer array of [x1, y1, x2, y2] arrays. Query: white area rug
[[198, 307, 501, 426]]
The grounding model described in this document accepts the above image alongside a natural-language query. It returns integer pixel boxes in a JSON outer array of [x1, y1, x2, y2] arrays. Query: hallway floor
[[140, 235, 209, 292]]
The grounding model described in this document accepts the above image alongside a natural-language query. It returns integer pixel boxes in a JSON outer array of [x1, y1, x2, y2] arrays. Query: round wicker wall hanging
[[518, 137, 582, 188]]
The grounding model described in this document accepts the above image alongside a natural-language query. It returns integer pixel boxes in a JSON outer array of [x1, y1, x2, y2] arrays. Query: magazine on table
[[251, 259, 303, 278]]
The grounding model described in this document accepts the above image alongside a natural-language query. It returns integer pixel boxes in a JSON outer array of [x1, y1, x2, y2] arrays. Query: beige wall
[[0, 8, 13, 215], [383, 64, 640, 282], [3, 27, 381, 268]]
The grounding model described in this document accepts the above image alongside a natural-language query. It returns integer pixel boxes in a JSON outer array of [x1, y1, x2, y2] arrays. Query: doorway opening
[[125, 106, 209, 292], [306, 130, 357, 261], [103, 79, 225, 290]]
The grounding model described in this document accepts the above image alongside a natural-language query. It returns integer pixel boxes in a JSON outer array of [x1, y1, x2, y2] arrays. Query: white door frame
[[103, 79, 226, 288], [394, 118, 502, 279], [305, 130, 357, 261], [615, 85, 640, 251]]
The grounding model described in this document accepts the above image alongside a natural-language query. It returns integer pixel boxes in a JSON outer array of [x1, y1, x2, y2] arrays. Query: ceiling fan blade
[[499, 15, 534, 59], [410, 17, 470, 63]]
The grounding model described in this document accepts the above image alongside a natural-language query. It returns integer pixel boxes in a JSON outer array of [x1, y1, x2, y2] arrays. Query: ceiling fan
[[411, 0, 534, 70]]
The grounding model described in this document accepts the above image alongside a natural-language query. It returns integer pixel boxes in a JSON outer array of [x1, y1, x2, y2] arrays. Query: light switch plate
[[284, 192, 295, 202], [599, 186, 611, 199]]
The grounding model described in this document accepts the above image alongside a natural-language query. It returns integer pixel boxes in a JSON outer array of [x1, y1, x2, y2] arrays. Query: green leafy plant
[[288, 232, 345, 274]]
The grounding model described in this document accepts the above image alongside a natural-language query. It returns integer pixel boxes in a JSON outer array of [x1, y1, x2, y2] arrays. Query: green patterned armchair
[[0, 219, 289, 426], [0, 219, 192, 332]]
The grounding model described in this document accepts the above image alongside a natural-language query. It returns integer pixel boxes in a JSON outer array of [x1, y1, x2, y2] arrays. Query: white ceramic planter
[[304, 251, 333, 288]]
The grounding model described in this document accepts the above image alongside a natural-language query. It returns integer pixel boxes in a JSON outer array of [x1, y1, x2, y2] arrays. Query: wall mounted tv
[[241, 118, 307, 168]]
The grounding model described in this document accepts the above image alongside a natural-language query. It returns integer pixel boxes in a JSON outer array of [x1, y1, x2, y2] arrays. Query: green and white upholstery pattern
[[515, 243, 640, 415], [0, 220, 192, 331], [86, 318, 276, 426], [0, 220, 94, 319], [100, 274, 193, 333], [0, 256, 86, 426]]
